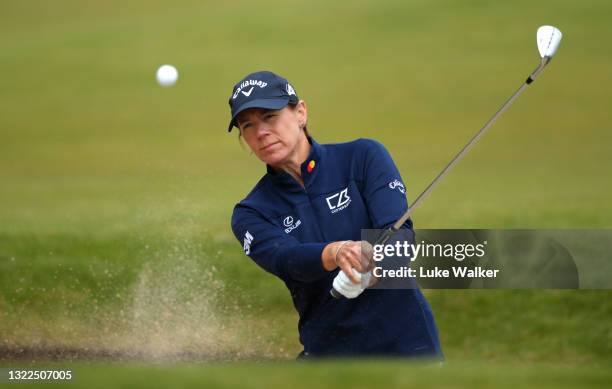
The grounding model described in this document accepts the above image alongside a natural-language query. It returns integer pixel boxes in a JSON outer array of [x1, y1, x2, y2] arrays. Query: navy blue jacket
[[231, 137, 442, 358]]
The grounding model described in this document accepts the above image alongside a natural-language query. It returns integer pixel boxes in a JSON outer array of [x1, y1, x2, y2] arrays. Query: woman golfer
[[228, 71, 442, 358]]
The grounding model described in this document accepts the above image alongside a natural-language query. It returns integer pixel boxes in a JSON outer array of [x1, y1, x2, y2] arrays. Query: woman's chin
[[260, 151, 288, 167]]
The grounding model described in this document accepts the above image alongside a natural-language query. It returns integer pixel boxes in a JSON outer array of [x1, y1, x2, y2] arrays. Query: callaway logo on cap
[[227, 70, 299, 132]]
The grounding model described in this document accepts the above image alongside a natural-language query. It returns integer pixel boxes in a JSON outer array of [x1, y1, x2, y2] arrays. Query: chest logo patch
[[326, 187, 352, 214], [283, 215, 302, 234], [307, 160, 316, 173]]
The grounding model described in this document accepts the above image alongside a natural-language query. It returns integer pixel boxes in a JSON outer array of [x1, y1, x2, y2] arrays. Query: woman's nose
[[254, 122, 271, 138]]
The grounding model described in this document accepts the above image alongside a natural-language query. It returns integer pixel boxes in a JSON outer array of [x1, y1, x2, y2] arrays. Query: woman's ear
[[295, 100, 308, 127]]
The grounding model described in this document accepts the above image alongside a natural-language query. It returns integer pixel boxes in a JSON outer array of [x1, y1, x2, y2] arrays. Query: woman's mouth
[[260, 142, 280, 151]]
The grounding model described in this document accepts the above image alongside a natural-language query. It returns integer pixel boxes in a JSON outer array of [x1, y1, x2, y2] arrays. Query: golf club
[[331, 25, 563, 299]]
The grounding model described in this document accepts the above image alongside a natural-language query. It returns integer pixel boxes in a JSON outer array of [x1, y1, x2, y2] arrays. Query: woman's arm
[[360, 139, 413, 230], [232, 205, 330, 283]]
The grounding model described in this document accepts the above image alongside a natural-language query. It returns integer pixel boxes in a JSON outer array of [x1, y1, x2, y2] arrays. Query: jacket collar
[[266, 136, 324, 191]]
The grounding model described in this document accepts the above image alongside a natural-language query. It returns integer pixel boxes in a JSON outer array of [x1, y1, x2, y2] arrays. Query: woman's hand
[[322, 240, 374, 284]]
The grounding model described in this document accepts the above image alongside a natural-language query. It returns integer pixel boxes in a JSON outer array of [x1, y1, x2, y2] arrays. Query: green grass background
[[1, 0, 611, 386]]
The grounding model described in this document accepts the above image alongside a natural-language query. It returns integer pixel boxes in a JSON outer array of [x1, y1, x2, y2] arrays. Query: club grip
[[329, 227, 397, 299], [330, 287, 343, 299]]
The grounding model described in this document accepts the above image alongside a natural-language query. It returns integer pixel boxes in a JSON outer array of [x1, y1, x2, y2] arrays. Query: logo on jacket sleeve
[[243, 231, 254, 255], [388, 179, 406, 194], [326, 187, 352, 214], [283, 215, 302, 234]]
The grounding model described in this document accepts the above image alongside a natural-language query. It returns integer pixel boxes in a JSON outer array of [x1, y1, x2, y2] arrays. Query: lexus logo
[[282, 215, 301, 233]]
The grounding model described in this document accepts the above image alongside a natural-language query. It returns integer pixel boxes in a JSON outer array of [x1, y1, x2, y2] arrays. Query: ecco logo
[[388, 179, 406, 194], [283, 215, 301, 234], [326, 188, 352, 214], [243, 231, 254, 255]]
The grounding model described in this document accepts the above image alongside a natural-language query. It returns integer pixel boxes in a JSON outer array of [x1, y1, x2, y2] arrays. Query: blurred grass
[[1, 0, 611, 381], [2, 232, 611, 364]]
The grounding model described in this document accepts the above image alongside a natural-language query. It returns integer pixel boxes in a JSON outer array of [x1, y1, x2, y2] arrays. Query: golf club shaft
[[391, 58, 549, 232], [330, 59, 550, 299]]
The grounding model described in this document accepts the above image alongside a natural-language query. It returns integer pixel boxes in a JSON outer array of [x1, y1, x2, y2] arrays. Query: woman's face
[[236, 101, 307, 167]]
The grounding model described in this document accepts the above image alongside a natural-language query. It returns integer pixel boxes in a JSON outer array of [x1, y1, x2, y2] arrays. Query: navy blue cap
[[227, 71, 299, 132]]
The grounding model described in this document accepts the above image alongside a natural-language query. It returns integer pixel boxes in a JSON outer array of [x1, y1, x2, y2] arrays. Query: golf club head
[[537, 25, 562, 59]]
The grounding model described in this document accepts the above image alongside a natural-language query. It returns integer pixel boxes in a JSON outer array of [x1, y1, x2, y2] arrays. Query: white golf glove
[[332, 269, 367, 299]]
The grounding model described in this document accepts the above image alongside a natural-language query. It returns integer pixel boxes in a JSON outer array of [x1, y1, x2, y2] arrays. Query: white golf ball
[[156, 64, 178, 87]]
